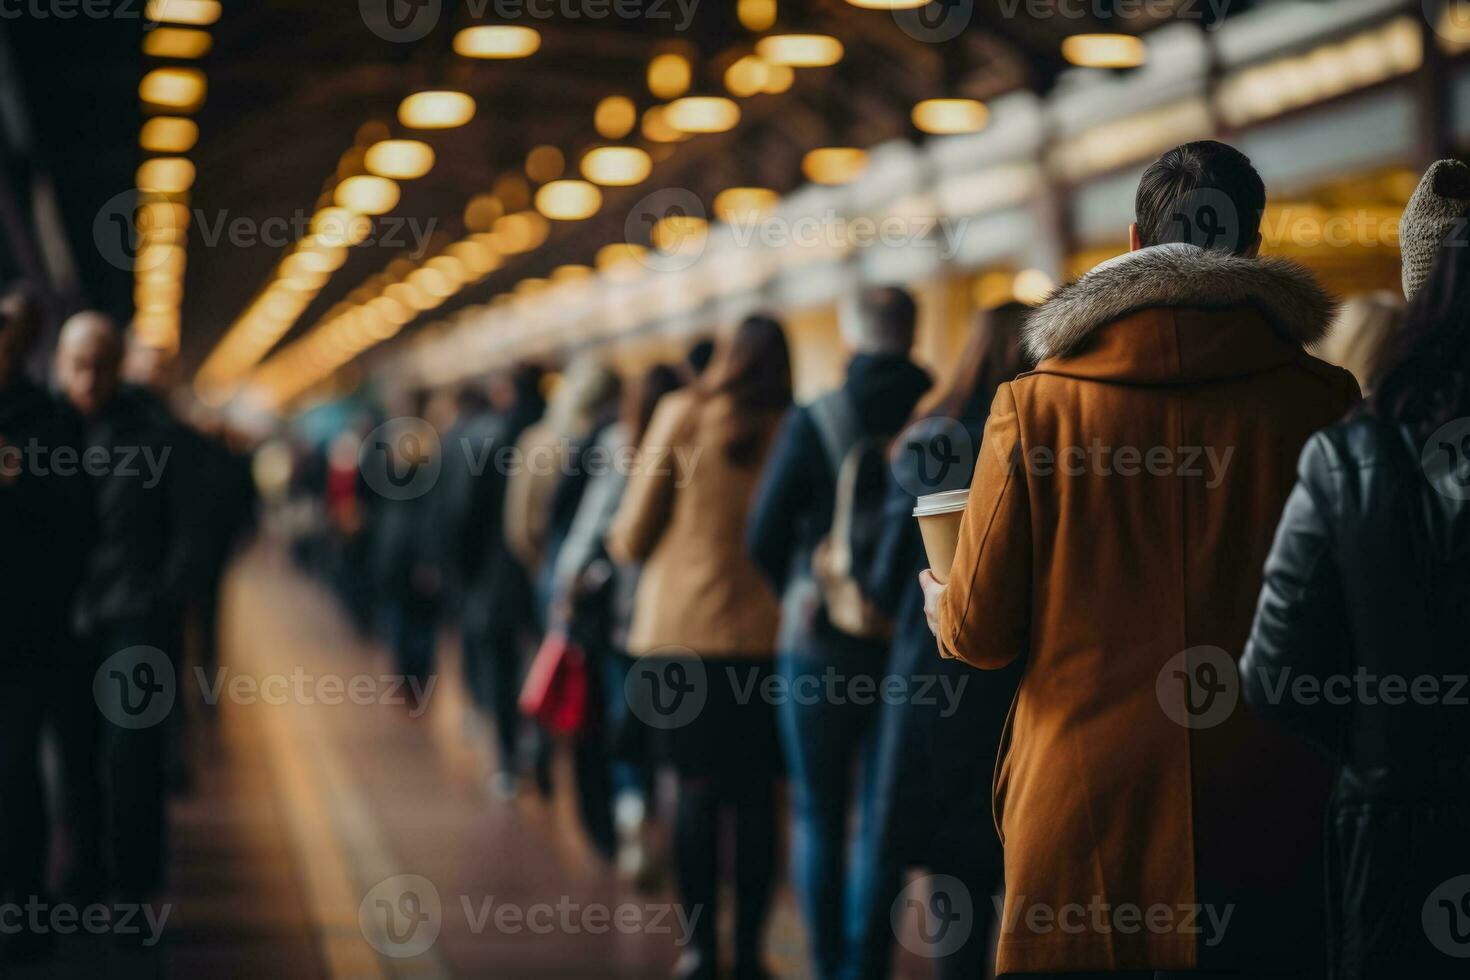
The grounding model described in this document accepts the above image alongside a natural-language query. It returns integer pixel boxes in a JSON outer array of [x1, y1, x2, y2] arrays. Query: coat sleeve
[[745, 406, 811, 593], [606, 397, 686, 565], [937, 383, 1031, 669], [1239, 433, 1349, 754]]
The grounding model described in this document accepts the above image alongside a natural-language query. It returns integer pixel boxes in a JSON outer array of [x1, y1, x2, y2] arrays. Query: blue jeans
[[777, 647, 886, 980]]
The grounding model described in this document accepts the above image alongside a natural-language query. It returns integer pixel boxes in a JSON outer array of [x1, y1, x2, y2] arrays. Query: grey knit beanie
[[1401, 159, 1470, 301]]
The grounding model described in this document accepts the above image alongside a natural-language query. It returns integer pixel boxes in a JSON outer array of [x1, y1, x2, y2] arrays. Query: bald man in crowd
[[54, 311, 195, 913]]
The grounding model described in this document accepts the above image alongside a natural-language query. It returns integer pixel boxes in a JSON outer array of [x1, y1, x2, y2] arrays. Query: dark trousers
[[0, 649, 103, 900]]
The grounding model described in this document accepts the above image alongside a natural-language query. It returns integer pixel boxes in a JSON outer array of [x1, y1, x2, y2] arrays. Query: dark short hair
[[1134, 140, 1265, 255], [858, 286, 918, 354]]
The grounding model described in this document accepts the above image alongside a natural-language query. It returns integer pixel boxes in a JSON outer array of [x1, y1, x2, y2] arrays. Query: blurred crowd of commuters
[[5, 138, 1470, 980]]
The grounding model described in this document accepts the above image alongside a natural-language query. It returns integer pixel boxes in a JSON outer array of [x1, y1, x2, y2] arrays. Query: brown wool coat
[[607, 389, 781, 658], [936, 245, 1361, 975]]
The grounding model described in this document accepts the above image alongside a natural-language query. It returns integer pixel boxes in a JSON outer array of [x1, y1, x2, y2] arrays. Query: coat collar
[[1023, 244, 1336, 365]]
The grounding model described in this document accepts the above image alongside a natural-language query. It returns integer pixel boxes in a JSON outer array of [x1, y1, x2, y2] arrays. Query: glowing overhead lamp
[[136, 200, 190, 241], [763, 63, 794, 93], [139, 67, 206, 110], [725, 55, 771, 98], [426, 254, 470, 285], [553, 264, 592, 282], [408, 266, 456, 299], [143, 27, 213, 58], [652, 213, 708, 252], [312, 207, 373, 247], [136, 157, 196, 194], [803, 146, 868, 184], [398, 90, 476, 129], [1013, 268, 1056, 305], [464, 194, 505, 232], [447, 239, 502, 276], [641, 105, 689, 143], [526, 145, 565, 182], [515, 277, 550, 297], [665, 96, 741, 134], [714, 186, 779, 223], [648, 51, 692, 99], [144, 0, 220, 26], [453, 25, 541, 59], [738, 0, 777, 31], [139, 116, 198, 153], [334, 175, 400, 215], [756, 34, 843, 68], [580, 145, 653, 186], [596, 242, 648, 274], [368, 294, 413, 326], [278, 269, 331, 292], [912, 98, 989, 135], [386, 281, 435, 311], [490, 211, 550, 252], [1061, 33, 1146, 68], [364, 140, 435, 179], [594, 95, 637, 139], [535, 179, 602, 220]]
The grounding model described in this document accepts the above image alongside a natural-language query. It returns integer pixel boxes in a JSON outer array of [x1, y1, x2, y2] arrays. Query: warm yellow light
[[665, 96, 741, 134], [364, 140, 435, 180], [139, 67, 206, 110], [535, 179, 602, 220], [137, 243, 186, 278], [724, 55, 771, 98], [756, 34, 844, 68], [464, 194, 504, 232], [278, 270, 331, 292], [515, 278, 550, 297], [647, 52, 691, 99], [526, 144, 565, 182], [312, 207, 373, 247], [912, 98, 989, 135], [143, 27, 213, 58], [398, 90, 476, 129], [136, 280, 182, 307], [738, 0, 777, 31], [594, 95, 637, 139], [136, 157, 196, 194], [293, 243, 347, 272], [641, 105, 690, 143], [334, 175, 400, 215], [145, 0, 220, 26], [1062, 33, 1147, 68], [139, 116, 198, 153], [652, 214, 708, 252], [596, 242, 648, 274], [136, 200, 190, 242], [580, 146, 653, 186], [447, 239, 502, 276], [386, 281, 435, 311], [802, 147, 868, 185], [714, 186, 779, 224], [553, 264, 593, 283], [368, 294, 413, 326], [408, 266, 456, 299], [453, 25, 541, 59], [490, 211, 550, 253], [845, 0, 927, 6], [763, 63, 794, 93], [426, 254, 470, 284], [1013, 268, 1056, 305]]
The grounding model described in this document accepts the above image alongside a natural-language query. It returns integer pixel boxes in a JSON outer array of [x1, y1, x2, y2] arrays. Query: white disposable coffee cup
[[912, 488, 969, 584]]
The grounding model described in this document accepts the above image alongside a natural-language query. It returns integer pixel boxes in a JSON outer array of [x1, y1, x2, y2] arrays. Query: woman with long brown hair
[[607, 315, 793, 980], [852, 302, 1031, 979]]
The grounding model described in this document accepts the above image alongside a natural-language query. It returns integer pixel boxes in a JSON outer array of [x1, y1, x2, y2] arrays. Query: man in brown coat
[[921, 141, 1358, 978]]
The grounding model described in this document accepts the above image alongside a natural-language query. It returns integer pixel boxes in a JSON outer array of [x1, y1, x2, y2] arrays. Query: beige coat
[[937, 245, 1361, 975], [607, 389, 781, 658]]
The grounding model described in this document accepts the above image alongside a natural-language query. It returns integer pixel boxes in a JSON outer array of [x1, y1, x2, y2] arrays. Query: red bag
[[518, 630, 590, 736]]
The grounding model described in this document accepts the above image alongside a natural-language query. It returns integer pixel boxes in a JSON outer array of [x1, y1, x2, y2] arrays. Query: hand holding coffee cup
[[912, 488, 968, 584]]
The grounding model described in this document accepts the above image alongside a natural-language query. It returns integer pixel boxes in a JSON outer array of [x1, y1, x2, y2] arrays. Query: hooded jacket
[[936, 244, 1360, 974]]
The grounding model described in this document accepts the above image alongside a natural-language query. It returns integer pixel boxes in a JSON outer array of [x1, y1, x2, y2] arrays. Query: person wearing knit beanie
[[1401, 158, 1470, 301]]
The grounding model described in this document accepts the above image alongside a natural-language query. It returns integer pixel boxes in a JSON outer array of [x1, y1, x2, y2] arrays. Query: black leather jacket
[[1241, 413, 1470, 978]]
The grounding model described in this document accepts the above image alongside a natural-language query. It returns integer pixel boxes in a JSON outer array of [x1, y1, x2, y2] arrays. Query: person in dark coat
[[746, 287, 931, 980], [1241, 231, 1470, 978], [0, 289, 93, 959], [851, 303, 1030, 980], [52, 311, 195, 908]]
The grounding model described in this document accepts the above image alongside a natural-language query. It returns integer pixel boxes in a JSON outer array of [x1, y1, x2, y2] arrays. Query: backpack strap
[[808, 390, 859, 475]]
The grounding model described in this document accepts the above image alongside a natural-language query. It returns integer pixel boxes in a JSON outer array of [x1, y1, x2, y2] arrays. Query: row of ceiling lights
[[212, 2, 1152, 405], [132, 0, 221, 352]]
